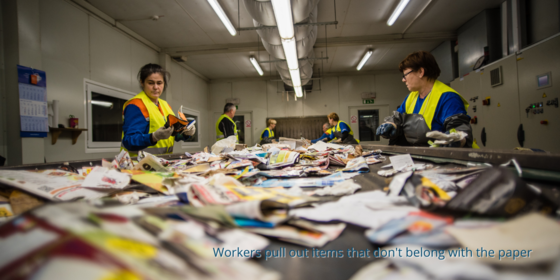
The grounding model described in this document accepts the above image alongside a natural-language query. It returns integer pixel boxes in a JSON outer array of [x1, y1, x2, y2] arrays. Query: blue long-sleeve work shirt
[[121, 104, 188, 151], [396, 92, 468, 132], [311, 133, 330, 144]]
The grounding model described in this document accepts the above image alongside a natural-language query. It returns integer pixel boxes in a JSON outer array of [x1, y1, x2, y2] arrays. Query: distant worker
[[310, 122, 333, 144], [215, 103, 238, 142], [121, 63, 195, 156], [327, 113, 359, 144], [259, 119, 277, 144], [376, 51, 478, 148]]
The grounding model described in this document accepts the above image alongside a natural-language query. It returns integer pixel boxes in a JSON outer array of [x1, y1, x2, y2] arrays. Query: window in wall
[[180, 107, 201, 148], [233, 115, 245, 144], [358, 110, 380, 142], [85, 81, 134, 153]]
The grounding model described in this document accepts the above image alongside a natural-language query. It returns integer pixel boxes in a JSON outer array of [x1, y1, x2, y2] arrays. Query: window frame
[[180, 106, 201, 149], [84, 79, 135, 153]]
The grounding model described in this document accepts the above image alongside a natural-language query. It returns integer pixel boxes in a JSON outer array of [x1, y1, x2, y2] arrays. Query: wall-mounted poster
[[17, 65, 48, 137]]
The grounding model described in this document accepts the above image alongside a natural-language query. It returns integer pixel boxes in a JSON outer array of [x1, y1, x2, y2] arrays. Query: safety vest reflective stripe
[[215, 114, 238, 141], [121, 91, 175, 156], [405, 80, 469, 130]]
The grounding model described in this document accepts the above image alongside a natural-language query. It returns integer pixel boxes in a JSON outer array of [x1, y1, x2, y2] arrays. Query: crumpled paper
[[314, 180, 361, 196]]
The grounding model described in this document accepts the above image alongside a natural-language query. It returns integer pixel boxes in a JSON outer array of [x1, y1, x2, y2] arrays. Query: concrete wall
[[451, 34, 560, 152], [209, 73, 408, 146], [1, 0, 211, 165], [166, 58, 211, 154]]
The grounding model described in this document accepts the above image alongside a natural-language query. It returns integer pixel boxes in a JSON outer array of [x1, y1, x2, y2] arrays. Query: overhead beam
[[164, 32, 456, 57]]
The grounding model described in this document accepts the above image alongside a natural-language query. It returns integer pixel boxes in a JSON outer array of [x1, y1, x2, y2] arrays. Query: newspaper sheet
[[0, 170, 109, 201]]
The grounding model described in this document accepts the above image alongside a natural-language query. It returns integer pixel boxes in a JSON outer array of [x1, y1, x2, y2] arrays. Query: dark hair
[[224, 103, 236, 114], [398, 51, 440, 81], [138, 63, 171, 92], [327, 112, 339, 122]]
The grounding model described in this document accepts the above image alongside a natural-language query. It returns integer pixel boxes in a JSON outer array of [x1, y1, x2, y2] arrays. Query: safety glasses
[[402, 70, 414, 80]]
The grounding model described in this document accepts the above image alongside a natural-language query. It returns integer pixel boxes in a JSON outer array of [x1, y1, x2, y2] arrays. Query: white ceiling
[[86, 0, 505, 80]]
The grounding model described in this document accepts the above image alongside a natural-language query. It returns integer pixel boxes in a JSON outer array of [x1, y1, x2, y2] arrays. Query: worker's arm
[[378, 96, 408, 139], [434, 92, 472, 147], [122, 104, 156, 151], [311, 133, 329, 144]]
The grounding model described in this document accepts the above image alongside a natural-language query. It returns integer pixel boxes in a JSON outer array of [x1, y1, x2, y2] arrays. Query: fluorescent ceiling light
[[294, 86, 303, 97], [249, 56, 263, 76], [91, 100, 113, 108], [207, 0, 237, 36], [281, 38, 299, 70], [387, 0, 410, 26], [271, 0, 295, 39], [289, 69, 302, 87], [357, 49, 373, 71]]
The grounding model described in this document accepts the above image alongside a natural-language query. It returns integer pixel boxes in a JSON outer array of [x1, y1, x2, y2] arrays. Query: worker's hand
[[332, 138, 342, 143], [182, 125, 196, 137], [152, 126, 173, 142], [376, 123, 396, 138]]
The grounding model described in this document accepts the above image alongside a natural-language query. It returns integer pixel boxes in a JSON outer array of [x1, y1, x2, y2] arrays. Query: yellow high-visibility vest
[[215, 114, 238, 141], [332, 120, 359, 143], [405, 80, 478, 149], [260, 127, 274, 141], [121, 92, 175, 156]]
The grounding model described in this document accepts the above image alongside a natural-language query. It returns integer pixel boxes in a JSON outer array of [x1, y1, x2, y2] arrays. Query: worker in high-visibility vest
[[215, 103, 238, 142], [376, 51, 479, 148], [327, 113, 359, 144], [121, 63, 195, 156], [259, 119, 277, 145], [310, 122, 333, 143]]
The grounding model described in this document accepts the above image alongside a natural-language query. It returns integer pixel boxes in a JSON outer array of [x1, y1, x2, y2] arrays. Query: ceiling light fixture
[[281, 38, 299, 70], [387, 0, 410, 26], [357, 49, 373, 71], [270, 0, 295, 39], [249, 56, 264, 76], [294, 86, 303, 98], [207, 0, 237, 36], [271, 0, 304, 92], [289, 69, 302, 87]]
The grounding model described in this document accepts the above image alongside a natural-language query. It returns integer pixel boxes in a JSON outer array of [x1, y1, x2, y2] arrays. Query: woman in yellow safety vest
[[376, 51, 478, 148], [121, 63, 196, 156], [260, 119, 277, 144], [327, 112, 359, 144]]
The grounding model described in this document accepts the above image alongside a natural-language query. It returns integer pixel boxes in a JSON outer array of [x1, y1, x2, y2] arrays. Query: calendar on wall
[[17, 65, 48, 137]]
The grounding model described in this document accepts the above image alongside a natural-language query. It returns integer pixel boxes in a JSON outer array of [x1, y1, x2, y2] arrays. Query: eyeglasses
[[402, 70, 414, 80]]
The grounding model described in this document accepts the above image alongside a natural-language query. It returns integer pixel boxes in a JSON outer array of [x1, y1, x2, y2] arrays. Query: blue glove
[[376, 123, 395, 138]]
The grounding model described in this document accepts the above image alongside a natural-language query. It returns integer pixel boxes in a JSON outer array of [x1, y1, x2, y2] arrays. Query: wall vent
[[490, 66, 503, 87]]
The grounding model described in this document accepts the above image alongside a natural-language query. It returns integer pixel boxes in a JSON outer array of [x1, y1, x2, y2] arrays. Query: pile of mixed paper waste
[[0, 136, 558, 280]]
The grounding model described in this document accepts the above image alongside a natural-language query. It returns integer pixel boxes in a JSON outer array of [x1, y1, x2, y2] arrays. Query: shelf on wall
[[49, 127, 87, 145]]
